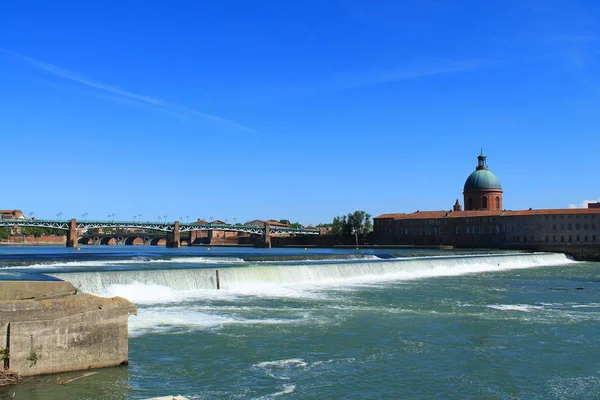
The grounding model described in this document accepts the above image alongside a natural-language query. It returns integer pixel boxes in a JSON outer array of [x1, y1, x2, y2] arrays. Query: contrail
[[1, 49, 258, 133]]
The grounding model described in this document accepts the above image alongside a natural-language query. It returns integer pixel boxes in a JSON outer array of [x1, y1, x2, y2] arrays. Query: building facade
[[374, 153, 600, 248]]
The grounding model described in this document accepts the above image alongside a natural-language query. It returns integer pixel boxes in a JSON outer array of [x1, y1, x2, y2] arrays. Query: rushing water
[[0, 246, 599, 399]]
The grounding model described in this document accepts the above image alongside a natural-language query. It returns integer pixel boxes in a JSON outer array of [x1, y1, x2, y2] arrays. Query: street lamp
[[28, 212, 34, 220], [57, 212, 63, 221], [164, 215, 167, 224], [81, 212, 88, 222], [138, 214, 142, 223], [111, 213, 116, 222]]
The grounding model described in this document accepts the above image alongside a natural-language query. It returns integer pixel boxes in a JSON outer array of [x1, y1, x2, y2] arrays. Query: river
[[0, 246, 598, 399]]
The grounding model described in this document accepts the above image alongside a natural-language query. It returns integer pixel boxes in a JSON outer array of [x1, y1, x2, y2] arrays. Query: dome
[[463, 169, 502, 192]]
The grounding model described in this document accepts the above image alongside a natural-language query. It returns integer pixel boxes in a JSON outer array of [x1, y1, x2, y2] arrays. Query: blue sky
[[1, 0, 599, 224]]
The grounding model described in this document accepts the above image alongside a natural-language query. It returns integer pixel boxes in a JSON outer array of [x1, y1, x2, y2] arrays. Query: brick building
[[0, 210, 25, 220], [374, 152, 600, 247]]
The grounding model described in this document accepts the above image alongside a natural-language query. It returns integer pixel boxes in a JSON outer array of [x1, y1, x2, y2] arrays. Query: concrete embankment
[[0, 281, 136, 377]]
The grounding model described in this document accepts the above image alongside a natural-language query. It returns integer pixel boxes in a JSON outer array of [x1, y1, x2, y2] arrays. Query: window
[[546, 236, 549, 242], [568, 223, 572, 230], [553, 224, 557, 231], [576, 224, 580, 230], [569, 236, 572, 242], [468, 198, 473, 210], [593, 236, 597, 242], [495, 197, 500, 209], [482, 196, 488, 210], [584, 223, 588, 229]]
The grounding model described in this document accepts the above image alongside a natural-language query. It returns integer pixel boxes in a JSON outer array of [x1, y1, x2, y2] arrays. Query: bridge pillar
[[66, 219, 77, 248], [263, 222, 272, 248], [166, 221, 181, 248]]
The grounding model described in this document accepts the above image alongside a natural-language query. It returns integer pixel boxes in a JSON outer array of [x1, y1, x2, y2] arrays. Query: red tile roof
[[374, 213, 405, 219], [503, 208, 600, 216], [378, 208, 600, 221]]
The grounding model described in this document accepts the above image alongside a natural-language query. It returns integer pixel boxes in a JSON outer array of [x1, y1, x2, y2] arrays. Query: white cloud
[[0, 49, 257, 133], [568, 197, 600, 208]]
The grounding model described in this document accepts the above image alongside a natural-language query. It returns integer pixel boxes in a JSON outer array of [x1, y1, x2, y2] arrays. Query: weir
[[48, 253, 573, 296]]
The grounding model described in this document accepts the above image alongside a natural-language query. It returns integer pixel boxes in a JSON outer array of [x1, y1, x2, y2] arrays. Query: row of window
[[546, 215, 595, 219], [512, 235, 597, 243]]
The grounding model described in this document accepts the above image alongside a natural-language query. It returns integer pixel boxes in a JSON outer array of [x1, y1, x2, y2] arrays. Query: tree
[[278, 219, 291, 226], [347, 210, 372, 246], [331, 216, 345, 238], [290, 222, 303, 229], [330, 211, 372, 245]]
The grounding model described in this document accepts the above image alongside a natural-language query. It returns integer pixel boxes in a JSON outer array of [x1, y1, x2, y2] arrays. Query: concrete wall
[[0, 281, 136, 377]]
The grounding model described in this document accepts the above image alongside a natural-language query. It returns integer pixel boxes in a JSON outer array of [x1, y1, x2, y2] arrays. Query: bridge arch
[[101, 237, 116, 245], [125, 237, 144, 246], [150, 238, 166, 246]]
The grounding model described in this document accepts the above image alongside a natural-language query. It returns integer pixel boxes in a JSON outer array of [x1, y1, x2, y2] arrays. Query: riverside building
[[374, 152, 600, 249]]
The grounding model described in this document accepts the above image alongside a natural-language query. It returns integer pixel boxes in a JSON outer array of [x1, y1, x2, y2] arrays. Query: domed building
[[374, 150, 600, 255], [463, 151, 503, 211]]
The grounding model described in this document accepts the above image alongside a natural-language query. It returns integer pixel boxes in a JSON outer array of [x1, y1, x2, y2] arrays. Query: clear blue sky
[[1, 0, 599, 224]]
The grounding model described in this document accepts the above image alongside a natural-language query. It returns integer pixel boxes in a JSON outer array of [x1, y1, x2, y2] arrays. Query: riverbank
[[0, 235, 65, 246]]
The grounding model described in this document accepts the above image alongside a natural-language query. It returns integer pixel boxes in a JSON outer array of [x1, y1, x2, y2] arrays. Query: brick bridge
[[0, 219, 320, 248]]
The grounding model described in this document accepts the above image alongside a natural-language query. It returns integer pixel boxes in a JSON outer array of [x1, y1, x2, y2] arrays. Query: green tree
[[278, 219, 291, 226], [347, 210, 372, 246], [330, 211, 372, 245], [331, 216, 345, 238]]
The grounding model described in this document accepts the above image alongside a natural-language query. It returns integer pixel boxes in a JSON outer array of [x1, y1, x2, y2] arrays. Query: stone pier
[[166, 221, 181, 248], [66, 218, 77, 248], [263, 222, 272, 248], [0, 281, 136, 377]]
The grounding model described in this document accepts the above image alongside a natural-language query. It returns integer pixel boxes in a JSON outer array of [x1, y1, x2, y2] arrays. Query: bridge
[[0, 219, 320, 248]]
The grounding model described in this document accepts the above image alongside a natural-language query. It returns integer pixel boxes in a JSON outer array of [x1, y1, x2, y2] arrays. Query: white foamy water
[[48, 253, 575, 308], [487, 304, 545, 312], [255, 359, 308, 368], [0, 256, 244, 270], [254, 255, 382, 263], [129, 306, 310, 337]]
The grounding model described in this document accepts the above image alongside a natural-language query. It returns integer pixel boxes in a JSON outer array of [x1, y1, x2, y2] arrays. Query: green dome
[[463, 169, 502, 192]]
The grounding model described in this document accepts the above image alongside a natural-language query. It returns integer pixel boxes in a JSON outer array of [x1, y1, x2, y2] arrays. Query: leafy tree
[[278, 219, 291, 226], [331, 216, 345, 238], [290, 222, 303, 229], [330, 211, 372, 245], [347, 210, 372, 246]]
